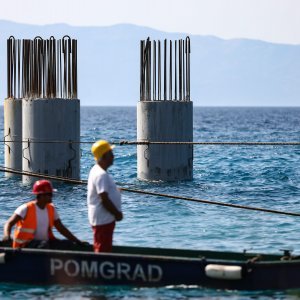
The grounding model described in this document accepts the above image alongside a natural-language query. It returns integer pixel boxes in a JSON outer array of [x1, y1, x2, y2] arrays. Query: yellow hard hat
[[91, 140, 115, 161]]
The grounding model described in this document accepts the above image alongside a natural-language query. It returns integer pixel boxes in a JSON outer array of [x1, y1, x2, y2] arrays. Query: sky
[[1, 0, 300, 45]]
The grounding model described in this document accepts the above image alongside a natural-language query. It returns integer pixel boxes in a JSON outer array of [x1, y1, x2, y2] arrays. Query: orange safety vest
[[13, 201, 56, 248]]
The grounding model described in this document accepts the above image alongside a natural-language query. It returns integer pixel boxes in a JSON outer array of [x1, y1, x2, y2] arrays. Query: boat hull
[[0, 246, 300, 290]]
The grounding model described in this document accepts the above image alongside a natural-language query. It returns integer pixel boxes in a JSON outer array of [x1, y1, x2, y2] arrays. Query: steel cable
[[0, 166, 300, 218], [1, 140, 300, 146]]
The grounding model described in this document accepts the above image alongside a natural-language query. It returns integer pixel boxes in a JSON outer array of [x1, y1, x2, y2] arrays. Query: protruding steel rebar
[[59, 39, 62, 98], [13, 37, 16, 99], [158, 40, 161, 100], [6, 35, 78, 100], [186, 36, 191, 101], [72, 39, 77, 98], [175, 40, 177, 100], [182, 40, 185, 101], [163, 39, 167, 101], [169, 40, 172, 101], [18, 39, 21, 99], [140, 40, 145, 101], [179, 39, 182, 100], [7, 37, 12, 98], [153, 40, 156, 100], [147, 39, 151, 100], [140, 37, 190, 102], [140, 37, 151, 101], [7, 36, 20, 99]]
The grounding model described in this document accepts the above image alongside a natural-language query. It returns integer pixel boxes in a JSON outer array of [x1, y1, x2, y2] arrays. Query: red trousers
[[92, 221, 115, 253]]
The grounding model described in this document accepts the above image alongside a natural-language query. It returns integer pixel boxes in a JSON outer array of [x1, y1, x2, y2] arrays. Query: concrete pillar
[[22, 98, 80, 183], [137, 101, 193, 181], [4, 98, 22, 177]]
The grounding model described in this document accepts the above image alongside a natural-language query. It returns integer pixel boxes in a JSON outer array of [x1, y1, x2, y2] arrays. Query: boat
[[0, 241, 299, 290]]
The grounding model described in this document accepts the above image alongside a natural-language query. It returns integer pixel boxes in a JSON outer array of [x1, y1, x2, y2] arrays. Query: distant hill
[[0, 20, 299, 106]]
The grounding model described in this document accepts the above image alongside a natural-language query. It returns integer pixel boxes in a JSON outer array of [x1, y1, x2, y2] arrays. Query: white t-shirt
[[87, 164, 122, 226], [15, 203, 59, 241]]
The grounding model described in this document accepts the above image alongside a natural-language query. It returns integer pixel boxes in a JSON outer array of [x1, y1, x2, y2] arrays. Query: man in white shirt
[[3, 180, 82, 249], [87, 140, 123, 252]]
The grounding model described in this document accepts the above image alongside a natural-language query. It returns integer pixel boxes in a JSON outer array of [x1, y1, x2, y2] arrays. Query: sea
[[0, 106, 300, 299]]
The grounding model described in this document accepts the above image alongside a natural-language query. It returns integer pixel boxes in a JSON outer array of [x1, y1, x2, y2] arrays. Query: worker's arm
[[3, 214, 22, 241], [100, 192, 123, 221], [54, 219, 82, 243]]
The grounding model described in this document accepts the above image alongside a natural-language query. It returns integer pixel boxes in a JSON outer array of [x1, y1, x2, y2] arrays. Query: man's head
[[91, 140, 115, 168], [32, 180, 56, 205]]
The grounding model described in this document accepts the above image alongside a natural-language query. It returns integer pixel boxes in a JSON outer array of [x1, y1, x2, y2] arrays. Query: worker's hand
[[78, 241, 91, 246], [2, 235, 12, 247], [75, 240, 91, 249], [80, 241, 92, 247], [75, 240, 93, 251], [2, 235, 12, 242], [115, 211, 123, 221]]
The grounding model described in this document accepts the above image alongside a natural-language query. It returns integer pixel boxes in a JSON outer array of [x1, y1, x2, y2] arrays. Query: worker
[[3, 179, 83, 249], [87, 140, 123, 252]]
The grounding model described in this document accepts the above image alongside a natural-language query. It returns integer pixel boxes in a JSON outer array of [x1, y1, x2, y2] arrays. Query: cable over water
[[1, 139, 300, 145], [119, 141, 300, 146], [1, 166, 300, 218]]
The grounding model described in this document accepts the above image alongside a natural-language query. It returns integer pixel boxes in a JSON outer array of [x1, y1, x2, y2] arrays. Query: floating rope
[[1, 140, 300, 146], [1, 166, 299, 217]]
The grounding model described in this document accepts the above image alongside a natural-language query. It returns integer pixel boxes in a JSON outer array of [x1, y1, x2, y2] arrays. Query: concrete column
[[22, 98, 80, 183], [4, 98, 22, 177], [137, 101, 193, 181]]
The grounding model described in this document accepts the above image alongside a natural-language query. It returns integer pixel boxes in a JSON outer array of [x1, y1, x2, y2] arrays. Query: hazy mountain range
[[0, 20, 299, 106]]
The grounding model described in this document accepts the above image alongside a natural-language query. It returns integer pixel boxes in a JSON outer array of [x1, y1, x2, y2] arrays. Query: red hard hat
[[32, 180, 56, 195]]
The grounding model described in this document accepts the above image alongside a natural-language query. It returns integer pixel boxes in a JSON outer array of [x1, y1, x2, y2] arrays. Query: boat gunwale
[[0, 245, 295, 264], [0, 246, 211, 262]]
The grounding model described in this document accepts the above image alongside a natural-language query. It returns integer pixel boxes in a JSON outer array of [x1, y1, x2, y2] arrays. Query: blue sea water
[[0, 106, 300, 299]]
